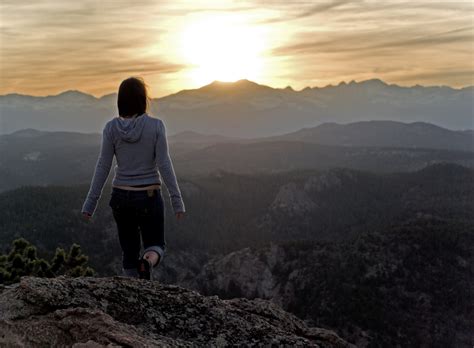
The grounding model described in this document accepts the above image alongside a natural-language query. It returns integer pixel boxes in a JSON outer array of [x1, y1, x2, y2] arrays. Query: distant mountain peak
[[207, 78, 262, 87], [361, 78, 387, 85], [7, 128, 46, 137], [275, 120, 474, 152], [196, 79, 273, 94], [55, 90, 93, 98], [330, 78, 388, 88]]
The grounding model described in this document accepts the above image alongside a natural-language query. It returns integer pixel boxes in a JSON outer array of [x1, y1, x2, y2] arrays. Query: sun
[[179, 15, 266, 86]]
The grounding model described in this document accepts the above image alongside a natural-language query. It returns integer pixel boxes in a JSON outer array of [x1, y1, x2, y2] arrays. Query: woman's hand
[[175, 212, 185, 221], [82, 212, 92, 221]]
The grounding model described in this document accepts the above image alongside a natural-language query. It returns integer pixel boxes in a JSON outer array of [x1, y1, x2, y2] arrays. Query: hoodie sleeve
[[155, 119, 185, 213], [81, 123, 114, 217]]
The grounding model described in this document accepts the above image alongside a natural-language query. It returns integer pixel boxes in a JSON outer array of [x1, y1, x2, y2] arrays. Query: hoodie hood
[[115, 113, 148, 143]]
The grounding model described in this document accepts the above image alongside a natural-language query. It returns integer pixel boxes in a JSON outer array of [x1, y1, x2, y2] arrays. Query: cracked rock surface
[[0, 276, 353, 347]]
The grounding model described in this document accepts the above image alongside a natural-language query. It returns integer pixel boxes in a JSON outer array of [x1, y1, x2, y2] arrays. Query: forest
[[0, 162, 472, 346]]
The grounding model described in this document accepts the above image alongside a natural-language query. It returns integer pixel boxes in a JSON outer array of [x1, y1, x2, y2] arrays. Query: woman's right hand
[[175, 212, 185, 221], [82, 212, 92, 221]]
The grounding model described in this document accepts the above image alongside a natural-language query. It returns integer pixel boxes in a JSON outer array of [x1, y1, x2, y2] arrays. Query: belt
[[112, 184, 161, 191]]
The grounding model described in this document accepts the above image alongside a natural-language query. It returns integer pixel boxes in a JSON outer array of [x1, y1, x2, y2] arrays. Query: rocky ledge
[[0, 276, 353, 347]]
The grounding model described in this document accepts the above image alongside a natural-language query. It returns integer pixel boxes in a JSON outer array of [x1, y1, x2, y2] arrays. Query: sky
[[0, 0, 473, 98]]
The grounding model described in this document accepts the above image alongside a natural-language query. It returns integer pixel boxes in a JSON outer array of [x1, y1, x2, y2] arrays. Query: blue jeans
[[108, 187, 166, 277]]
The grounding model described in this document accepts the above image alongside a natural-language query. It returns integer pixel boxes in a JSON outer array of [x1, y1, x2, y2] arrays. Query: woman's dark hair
[[117, 76, 151, 117]]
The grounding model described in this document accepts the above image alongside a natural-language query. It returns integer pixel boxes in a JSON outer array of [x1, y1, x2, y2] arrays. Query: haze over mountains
[[1, 119, 473, 193], [254, 121, 474, 152], [1, 78, 472, 136]]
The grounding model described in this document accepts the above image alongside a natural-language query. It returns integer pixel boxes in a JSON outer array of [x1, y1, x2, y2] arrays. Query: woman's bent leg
[[137, 189, 166, 269]]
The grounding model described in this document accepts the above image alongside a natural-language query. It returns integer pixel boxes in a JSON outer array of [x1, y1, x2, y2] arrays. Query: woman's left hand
[[82, 212, 92, 221]]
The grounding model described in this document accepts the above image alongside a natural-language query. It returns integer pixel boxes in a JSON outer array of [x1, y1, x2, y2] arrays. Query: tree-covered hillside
[[191, 217, 472, 347], [0, 163, 471, 347], [0, 163, 471, 275]]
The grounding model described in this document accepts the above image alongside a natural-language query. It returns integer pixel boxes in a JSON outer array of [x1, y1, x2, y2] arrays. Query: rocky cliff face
[[184, 244, 285, 305], [0, 275, 353, 347]]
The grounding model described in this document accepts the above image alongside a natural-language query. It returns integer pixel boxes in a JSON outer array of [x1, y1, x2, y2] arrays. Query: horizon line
[[1, 77, 473, 99]]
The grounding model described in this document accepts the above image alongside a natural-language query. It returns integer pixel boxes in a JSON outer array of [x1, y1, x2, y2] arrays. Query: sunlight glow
[[179, 15, 266, 85]]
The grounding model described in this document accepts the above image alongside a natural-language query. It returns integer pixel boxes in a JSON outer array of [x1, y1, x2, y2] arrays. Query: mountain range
[[1, 79, 472, 136], [253, 120, 473, 152], [1, 120, 473, 193]]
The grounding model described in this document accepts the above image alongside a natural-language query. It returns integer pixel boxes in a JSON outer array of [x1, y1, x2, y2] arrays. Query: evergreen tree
[[0, 238, 95, 285]]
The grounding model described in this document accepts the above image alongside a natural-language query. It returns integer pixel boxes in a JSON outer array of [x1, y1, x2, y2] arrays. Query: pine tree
[[0, 238, 96, 285]]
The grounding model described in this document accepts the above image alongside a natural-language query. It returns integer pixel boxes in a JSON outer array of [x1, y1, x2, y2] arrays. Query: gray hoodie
[[81, 112, 185, 217], [115, 113, 147, 143]]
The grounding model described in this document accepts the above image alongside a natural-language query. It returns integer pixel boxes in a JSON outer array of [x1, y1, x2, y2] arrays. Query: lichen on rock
[[0, 275, 353, 347]]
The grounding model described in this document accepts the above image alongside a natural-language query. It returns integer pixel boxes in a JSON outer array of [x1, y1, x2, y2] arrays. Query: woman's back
[[82, 112, 185, 217], [109, 113, 161, 185]]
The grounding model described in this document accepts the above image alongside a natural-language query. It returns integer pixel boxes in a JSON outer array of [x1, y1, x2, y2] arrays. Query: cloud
[[0, 0, 473, 95], [271, 26, 474, 57], [256, 0, 349, 24], [263, 1, 473, 88]]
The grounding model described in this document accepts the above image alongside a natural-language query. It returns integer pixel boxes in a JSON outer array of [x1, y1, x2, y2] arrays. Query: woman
[[81, 76, 185, 280]]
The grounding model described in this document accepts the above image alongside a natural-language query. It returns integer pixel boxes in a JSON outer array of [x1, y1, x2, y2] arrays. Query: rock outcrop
[[270, 182, 318, 216], [187, 245, 283, 304], [0, 275, 353, 347]]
